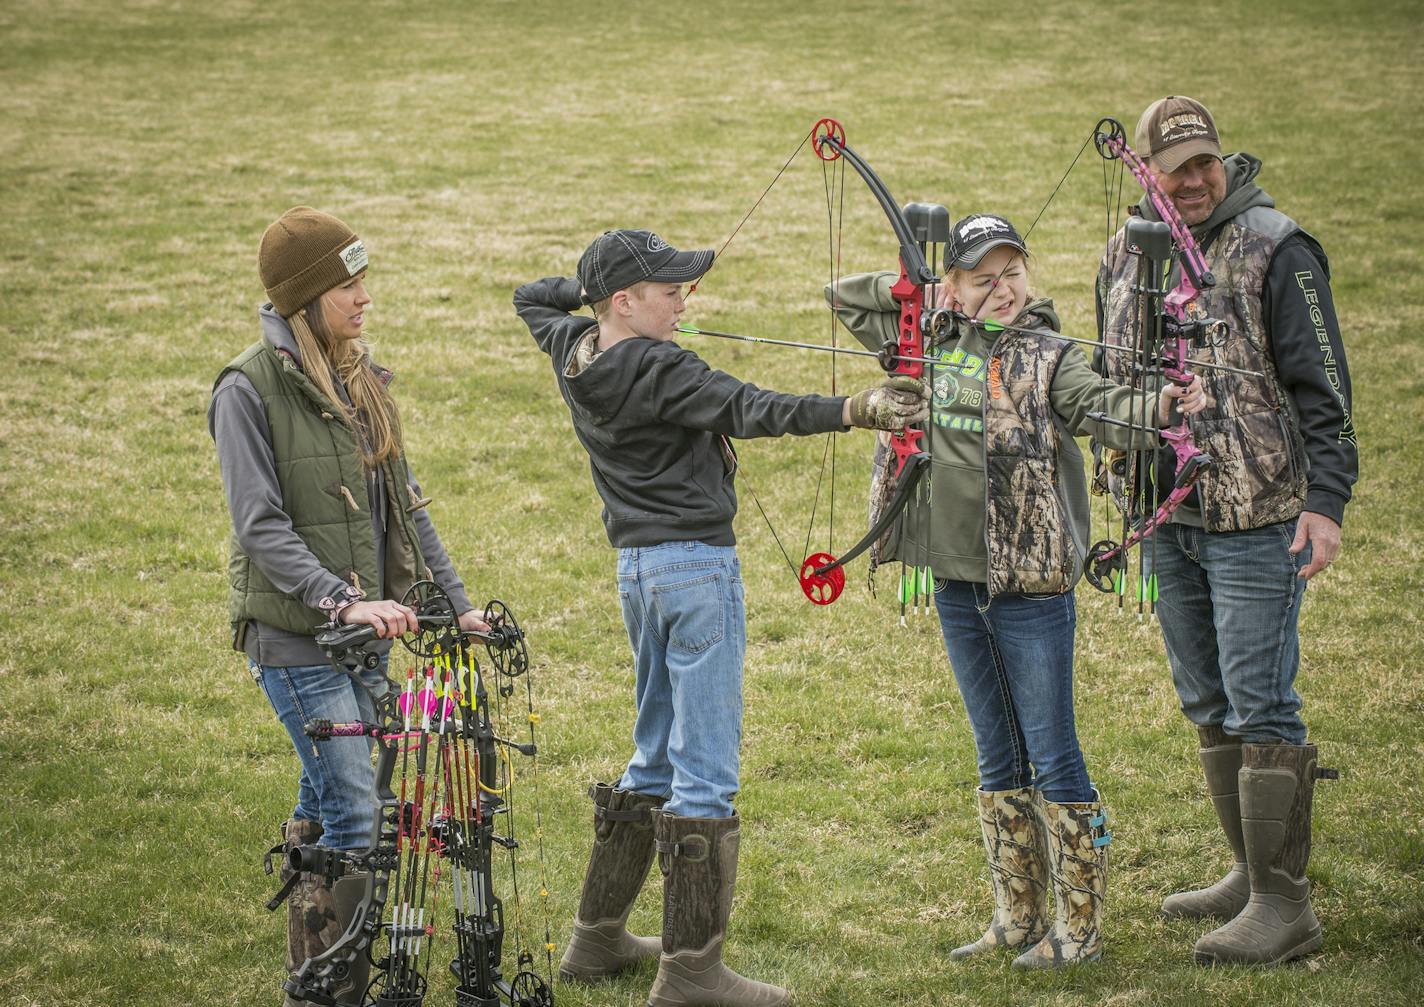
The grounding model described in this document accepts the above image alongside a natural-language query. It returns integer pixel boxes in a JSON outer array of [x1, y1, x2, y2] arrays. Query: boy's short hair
[[591, 280, 653, 319], [578, 230, 713, 304]]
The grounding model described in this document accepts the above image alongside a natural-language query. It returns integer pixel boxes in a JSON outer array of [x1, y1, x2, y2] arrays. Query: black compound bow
[[282, 582, 554, 1007]]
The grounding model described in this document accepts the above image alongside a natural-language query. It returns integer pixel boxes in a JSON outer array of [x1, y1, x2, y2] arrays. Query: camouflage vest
[[983, 330, 1081, 595], [1098, 207, 1309, 531], [217, 340, 428, 639]]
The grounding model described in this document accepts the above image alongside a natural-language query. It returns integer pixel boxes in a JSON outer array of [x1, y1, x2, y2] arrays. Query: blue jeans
[[254, 658, 386, 850], [616, 541, 746, 818], [933, 581, 1095, 803], [1151, 520, 1309, 744]]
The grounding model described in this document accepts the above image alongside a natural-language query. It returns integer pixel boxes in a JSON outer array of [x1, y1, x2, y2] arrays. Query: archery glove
[[847, 375, 930, 431]]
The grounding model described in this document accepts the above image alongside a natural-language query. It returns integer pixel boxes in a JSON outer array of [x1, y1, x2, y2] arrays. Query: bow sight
[[284, 580, 553, 1007]]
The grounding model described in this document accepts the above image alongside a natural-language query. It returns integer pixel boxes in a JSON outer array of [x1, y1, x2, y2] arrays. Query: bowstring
[[691, 121, 859, 595], [687, 124, 819, 298], [801, 151, 847, 568]]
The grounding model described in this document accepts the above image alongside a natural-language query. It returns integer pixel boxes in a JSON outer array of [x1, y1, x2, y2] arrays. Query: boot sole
[[1162, 905, 1247, 923], [1192, 929, 1322, 967]]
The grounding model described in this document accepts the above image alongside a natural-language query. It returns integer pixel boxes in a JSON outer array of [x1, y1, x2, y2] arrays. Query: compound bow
[[682, 117, 951, 608], [281, 581, 554, 1007], [1079, 117, 1232, 603]]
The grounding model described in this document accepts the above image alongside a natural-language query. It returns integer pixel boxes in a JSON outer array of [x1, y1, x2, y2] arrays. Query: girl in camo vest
[[827, 212, 1204, 969], [208, 206, 488, 1004]]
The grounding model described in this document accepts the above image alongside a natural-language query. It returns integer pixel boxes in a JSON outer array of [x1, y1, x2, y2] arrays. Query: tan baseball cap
[[1134, 96, 1222, 173]]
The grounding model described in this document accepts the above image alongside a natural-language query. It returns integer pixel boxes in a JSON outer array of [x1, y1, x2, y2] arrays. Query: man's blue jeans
[[616, 542, 745, 818], [1151, 520, 1309, 744], [255, 658, 386, 850], [933, 581, 1095, 803]]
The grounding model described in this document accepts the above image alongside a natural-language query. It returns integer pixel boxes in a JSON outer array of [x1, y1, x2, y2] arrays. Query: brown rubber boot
[[950, 787, 1049, 958], [1162, 726, 1251, 921], [1193, 743, 1334, 966], [1012, 792, 1110, 970], [646, 812, 791, 1007], [559, 783, 667, 982]]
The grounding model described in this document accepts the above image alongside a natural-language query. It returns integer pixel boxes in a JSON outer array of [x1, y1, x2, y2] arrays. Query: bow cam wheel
[[508, 970, 552, 1007], [1093, 117, 1126, 160], [1083, 540, 1127, 595], [482, 599, 530, 678], [812, 118, 846, 162], [799, 552, 845, 606], [399, 580, 459, 658]]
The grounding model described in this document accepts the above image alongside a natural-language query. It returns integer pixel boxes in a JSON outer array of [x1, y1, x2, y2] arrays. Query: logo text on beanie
[[340, 240, 368, 276]]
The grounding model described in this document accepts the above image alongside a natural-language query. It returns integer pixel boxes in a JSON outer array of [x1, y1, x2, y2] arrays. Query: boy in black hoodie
[[515, 228, 926, 1006]]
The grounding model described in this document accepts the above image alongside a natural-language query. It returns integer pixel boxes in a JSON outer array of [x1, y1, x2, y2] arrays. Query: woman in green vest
[[209, 206, 485, 1003], [827, 212, 1205, 970]]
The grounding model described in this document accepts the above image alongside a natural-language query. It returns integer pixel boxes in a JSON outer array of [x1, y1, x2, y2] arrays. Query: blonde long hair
[[288, 295, 402, 467]]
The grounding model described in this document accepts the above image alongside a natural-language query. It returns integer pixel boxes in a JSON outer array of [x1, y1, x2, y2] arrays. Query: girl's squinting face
[[951, 246, 1027, 324], [320, 273, 372, 341]]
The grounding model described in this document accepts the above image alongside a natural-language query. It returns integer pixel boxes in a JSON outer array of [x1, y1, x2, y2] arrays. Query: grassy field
[[2, 1, 1421, 1005]]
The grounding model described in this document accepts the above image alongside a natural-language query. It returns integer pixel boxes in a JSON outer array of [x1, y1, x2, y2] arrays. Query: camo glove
[[846, 375, 930, 431]]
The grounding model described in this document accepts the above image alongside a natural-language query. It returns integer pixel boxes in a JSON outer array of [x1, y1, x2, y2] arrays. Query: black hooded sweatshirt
[[515, 277, 847, 547]]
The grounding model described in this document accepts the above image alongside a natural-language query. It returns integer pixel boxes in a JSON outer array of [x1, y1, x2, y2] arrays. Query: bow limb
[[810, 450, 929, 580]]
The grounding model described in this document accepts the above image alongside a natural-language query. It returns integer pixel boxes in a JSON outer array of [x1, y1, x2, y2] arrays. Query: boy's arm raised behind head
[[514, 277, 591, 361]]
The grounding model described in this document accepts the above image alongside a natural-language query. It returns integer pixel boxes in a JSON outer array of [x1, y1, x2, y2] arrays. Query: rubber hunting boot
[[1012, 791, 1110, 970], [1162, 725, 1251, 921], [950, 787, 1049, 958], [647, 811, 791, 1007], [559, 783, 666, 981], [1193, 742, 1335, 966]]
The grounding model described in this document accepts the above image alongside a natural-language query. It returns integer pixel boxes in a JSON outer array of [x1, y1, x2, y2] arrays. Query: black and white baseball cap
[[948, 214, 1028, 269], [577, 229, 715, 303]]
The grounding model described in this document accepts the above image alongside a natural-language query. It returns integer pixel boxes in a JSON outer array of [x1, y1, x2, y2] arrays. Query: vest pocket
[[986, 455, 1072, 595]]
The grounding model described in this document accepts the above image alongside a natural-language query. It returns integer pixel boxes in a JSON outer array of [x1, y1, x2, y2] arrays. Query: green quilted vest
[[218, 340, 428, 641]]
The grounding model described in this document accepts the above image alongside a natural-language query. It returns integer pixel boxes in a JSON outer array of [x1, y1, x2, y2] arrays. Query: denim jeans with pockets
[[255, 657, 386, 850], [1151, 519, 1309, 744], [616, 541, 745, 818], [933, 580, 1095, 803]]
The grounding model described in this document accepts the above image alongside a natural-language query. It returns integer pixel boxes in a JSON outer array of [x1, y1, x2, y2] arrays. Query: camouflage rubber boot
[[646, 811, 791, 1007], [1011, 792, 1110, 970], [558, 783, 667, 982], [1162, 726, 1251, 921], [1193, 743, 1333, 966], [286, 870, 370, 1006], [277, 818, 323, 1006], [950, 787, 1049, 959]]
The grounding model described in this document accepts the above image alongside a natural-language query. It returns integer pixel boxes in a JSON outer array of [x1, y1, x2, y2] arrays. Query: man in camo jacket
[[1096, 96, 1357, 966]]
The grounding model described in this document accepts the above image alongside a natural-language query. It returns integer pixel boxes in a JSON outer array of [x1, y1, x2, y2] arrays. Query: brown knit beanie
[[258, 206, 369, 317]]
